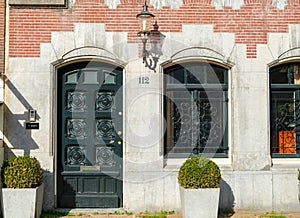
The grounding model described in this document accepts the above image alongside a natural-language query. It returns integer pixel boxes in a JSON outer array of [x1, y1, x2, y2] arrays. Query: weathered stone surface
[[272, 0, 288, 10]]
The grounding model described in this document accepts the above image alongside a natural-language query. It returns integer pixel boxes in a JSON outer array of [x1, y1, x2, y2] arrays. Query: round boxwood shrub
[[178, 157, 221, 189], [1, 156, 43, 188]]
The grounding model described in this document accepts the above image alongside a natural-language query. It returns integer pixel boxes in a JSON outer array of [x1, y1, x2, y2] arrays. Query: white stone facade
[[4, 22, 300, 211], [272, 0, 288, 10]]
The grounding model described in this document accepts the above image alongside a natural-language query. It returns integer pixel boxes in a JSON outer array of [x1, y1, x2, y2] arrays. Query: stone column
[[123, 59, 165, 211], [231, 45, 272, 171]]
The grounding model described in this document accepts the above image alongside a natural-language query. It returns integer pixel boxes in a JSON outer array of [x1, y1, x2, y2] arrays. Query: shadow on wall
[[4, 78, 40, 156], [3, 78, 56, 209], [219, 179, 235, 213]]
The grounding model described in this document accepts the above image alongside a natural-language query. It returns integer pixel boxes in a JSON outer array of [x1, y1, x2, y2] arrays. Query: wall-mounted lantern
[[136, 1, 164, 72], [136, 0, 155, 37]]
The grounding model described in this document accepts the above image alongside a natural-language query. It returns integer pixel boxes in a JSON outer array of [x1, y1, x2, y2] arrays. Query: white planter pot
[[179, 186, 220, 218], [1, 183, 44, 218]]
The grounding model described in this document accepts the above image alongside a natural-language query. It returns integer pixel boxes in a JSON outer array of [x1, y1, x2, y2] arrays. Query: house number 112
[[139, 76, 150, 84]]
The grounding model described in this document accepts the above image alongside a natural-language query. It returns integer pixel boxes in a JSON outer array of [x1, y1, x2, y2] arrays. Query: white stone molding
[[272, 0, 288, 10], [103, 0, 286, 11], [212, 0, 224, 10], [69, 0, 76, 7], [267, 24, 300, 61], [104, 0, 121, 9], [150, 0, 164, 10], [212, 0, 244, 10], [161, 24, 235, 65], [149, 0, 183, 10], [47, 23, 130, 62]]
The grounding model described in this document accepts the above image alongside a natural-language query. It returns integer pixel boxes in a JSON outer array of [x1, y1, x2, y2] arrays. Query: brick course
[[0, 0, 4, 72], [9, 0, 300, 58]]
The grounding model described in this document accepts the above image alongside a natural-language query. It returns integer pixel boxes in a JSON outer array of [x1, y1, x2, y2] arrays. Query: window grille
[[164, 62, 229, 158]]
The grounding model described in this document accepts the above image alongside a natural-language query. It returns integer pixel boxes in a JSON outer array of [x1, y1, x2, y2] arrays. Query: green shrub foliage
[[178, 157, 221, 189], [298, 169, 300, 183], [1, 156, 43, 188]]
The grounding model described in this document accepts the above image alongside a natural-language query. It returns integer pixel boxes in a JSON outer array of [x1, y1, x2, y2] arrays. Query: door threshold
[[56, 208, 128, 214]]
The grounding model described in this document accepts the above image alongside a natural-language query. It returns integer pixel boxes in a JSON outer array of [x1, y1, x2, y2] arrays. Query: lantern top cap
[[136, 1, 155, 18]]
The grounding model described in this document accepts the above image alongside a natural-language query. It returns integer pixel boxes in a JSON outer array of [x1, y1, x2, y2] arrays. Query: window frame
[[163, 61, 229, 158], [270, 62, 300, 158]]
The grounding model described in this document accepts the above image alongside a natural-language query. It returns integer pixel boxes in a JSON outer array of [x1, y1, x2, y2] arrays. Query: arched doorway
[[56, 60, 123, 208]]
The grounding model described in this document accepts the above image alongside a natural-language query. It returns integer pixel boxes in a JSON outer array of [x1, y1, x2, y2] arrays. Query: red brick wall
[[9, 0, 300, 58], [0, 0, 5, 72]]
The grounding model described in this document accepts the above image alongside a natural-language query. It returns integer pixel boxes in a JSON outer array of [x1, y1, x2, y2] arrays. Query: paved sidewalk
[[52, 209, 300, 218], [230, 211, 300, 218]]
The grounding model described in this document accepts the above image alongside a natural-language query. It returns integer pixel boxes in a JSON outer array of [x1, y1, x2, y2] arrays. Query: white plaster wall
[[6, 57, 54, 208], [230, 44, 272, 171], [272, 168, 300, 212]]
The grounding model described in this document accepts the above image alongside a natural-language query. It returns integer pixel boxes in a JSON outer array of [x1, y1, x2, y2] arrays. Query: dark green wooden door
[[57, 61, 123, 208]]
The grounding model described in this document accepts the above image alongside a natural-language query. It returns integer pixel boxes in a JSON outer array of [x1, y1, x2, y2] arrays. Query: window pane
[[166, 63, 226, 85], [104, 72, 116, 84], [165, 90, 226, 155], [207, 65, 225, 84], [167, 68, 185, 84], [293, 64, 300, 84], [186, 65, 204, 84], [66, 71, 78, 84], [270, 65, 289, 84], [270, 91, 296, 154], [83, 70, 98, 84]]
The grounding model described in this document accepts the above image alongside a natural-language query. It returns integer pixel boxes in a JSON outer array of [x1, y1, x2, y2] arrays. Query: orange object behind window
[[278, 131, 296, 154]]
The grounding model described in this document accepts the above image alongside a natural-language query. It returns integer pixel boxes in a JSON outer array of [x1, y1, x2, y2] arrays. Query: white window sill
[[272, 158, 300, 169]]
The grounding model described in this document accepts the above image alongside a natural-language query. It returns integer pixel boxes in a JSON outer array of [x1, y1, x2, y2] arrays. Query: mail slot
[[80, 166, 101, 172]]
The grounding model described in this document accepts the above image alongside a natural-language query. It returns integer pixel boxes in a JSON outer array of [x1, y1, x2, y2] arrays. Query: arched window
[[270, 62, 300, 157], [164, 62, 229, 158]]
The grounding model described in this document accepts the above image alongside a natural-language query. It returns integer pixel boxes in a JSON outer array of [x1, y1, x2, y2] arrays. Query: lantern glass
[[138, 16, 154, 35], [136, 1, 155, 36]]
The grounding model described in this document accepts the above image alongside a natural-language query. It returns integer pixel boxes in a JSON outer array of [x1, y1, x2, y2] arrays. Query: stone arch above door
[[42, 23, 133, 67]]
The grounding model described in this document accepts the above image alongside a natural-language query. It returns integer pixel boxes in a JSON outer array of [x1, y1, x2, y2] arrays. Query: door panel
[[57, 61, 123, 208]]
